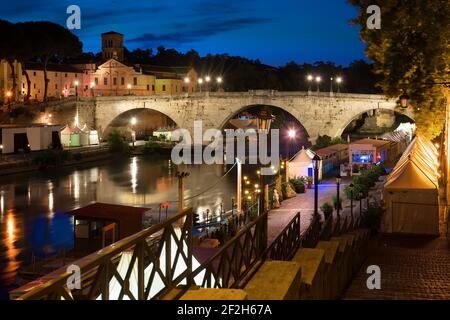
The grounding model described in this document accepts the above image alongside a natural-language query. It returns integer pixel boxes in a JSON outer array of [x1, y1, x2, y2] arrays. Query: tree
[[0, 20, 21, 98], [349, 0, 450, 140], [25, 22, 82, 101]]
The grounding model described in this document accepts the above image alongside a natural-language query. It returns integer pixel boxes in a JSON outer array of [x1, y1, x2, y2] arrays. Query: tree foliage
[[349, 0, 450, 140]]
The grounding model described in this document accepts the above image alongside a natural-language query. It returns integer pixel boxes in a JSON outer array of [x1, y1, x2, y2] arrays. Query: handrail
[[189, 211, 268, 289], [264, 212, 301, 260], [16, 208, 193, 300]]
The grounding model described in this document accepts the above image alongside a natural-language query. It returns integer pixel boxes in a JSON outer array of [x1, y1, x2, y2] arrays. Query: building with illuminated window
[[348, 138, 390, 175]]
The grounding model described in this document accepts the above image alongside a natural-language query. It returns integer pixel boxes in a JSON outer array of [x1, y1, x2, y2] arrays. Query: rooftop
[[315, 143, 348, 156], [350, 138, 391, 147]]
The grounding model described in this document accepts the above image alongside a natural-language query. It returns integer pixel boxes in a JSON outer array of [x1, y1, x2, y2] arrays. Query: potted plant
[[306, 176, 313, 189], [332, 195, 342, 211], [321, 202, 333, 220]]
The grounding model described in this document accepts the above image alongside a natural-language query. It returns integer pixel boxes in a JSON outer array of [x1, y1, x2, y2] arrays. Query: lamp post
[[184, 77, 190, 93], [257, 108, 274, 214], [287, 129, 296, 159], [74, 80, 79, 100], [336, 173, 341, 218], [205, 76, 211, 92], [307, 74, 313, 95], [5, 91, 12, 111], [312, 154, 321, 216], [349, 183, 354, 222], [176, 171, 190, 217], [198, 78, 203, 93], [217, 77, 223, 92], [315, 76, 321, 93], [330, 77, 334, 96], [127, 84, 132, 95], [130, 117, 137, 147], [336, 77, 342, 93], [90, 81, 95, 97]]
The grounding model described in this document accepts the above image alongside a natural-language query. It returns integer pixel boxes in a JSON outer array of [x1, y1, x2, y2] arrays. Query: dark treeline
[[120, 47, 381, 93]]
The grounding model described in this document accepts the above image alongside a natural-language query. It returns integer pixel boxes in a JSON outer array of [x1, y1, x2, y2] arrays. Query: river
[[0, 156, 243, 299]]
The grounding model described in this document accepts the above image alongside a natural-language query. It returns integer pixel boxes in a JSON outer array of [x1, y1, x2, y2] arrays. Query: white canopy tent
[[383, 136, 440, 235], [81, 124, 100, 145], [288, 147, 323, 181]]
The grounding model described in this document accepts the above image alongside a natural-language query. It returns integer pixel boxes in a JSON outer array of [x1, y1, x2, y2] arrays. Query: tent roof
[[60, 125, 72, 134], [384, 136, 438, 190], [289, 147, 316, 163]]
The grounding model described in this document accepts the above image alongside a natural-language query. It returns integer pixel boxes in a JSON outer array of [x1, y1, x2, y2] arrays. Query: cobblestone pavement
[[344, 235, 450, 300]]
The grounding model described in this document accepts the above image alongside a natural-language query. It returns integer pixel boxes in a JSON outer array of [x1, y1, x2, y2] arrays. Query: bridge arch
[[334, 107, 415, 138]]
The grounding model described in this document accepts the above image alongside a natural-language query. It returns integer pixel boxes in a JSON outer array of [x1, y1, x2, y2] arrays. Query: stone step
[[292, 248, 326, 299], [180, 288, 248, 300], [244, 260, 302, 300], [315, 240, 340, 299]]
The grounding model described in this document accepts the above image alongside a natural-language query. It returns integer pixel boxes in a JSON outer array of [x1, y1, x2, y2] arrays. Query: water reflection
[[0, 156, 237, 298]]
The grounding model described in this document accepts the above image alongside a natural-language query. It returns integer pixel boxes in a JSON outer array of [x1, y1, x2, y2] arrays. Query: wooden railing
[[190, 211, 268, 289], [16, 208, 194, 300], [265, 212, 301, 261]]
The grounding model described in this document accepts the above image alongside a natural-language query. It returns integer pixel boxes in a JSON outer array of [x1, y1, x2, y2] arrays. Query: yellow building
[[22, 62, 83, 101], [88, 59, 156, 96], [142, 65, 198, 94], [1, 59, 22, 104]]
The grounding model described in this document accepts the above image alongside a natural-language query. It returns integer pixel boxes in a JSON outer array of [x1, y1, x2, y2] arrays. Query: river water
[[0, 156, 242, 299]]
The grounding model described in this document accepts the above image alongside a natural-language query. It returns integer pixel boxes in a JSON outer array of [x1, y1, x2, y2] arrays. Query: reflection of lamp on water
[[130, 117, 137, 147]]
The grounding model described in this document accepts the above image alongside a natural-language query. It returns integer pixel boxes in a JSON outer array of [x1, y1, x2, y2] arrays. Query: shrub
[[289, 178, 306, 193], [107, 131, 129, 153], [332, 195, 342, 210], [321, 202, 333, 219], [34, 148, 71, 168], [361, 202, 384, 235]]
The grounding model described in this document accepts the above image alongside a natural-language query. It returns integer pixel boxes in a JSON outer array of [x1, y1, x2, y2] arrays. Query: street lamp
[[330, 77, 334, 95], [217, 77, 223, 92], [287, 129, 296, 159], [5, 91, 12, 110], [130, 117, 137, 147], [127, 84, 132, 95], [315, 76, 321, 93], [74, 80, 79, 99], [90, 81, 95, 97], [257, 109, 274, 133], [336, 173, 341, 217], [198, 78, 203, 92], [312, 154, 321, 216], [307, 74, 313, 94], [336, 77, 342, 93], [349, 183, 354, 222]]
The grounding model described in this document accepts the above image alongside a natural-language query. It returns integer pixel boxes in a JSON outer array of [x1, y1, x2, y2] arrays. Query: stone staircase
[[179, 215, 371, 300]]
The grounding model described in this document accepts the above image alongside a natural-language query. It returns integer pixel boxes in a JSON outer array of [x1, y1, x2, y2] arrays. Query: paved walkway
[[344, 235, 450, 300], [267, 178, 352, 244]]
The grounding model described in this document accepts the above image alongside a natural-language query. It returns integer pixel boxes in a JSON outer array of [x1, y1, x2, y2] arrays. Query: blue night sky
[[1, 0, 366, 66]]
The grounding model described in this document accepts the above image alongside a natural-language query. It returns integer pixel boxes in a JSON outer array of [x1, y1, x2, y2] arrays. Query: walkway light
[[217, 77, 222, 83], [184, 77, 190, 83], [205, 76, 211, 83], [315, 76, 322, 93], [257, 109, 274, 133], [127, 84, 132, 95], [307, 75, 313, 81], [312, 154, 321, 216]]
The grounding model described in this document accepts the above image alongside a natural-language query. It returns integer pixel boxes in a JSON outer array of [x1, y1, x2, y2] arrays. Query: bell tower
[[101, 31, 124, 61]]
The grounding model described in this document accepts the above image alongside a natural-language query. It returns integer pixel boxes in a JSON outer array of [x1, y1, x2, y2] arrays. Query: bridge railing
[[16, 208, 194, 300]]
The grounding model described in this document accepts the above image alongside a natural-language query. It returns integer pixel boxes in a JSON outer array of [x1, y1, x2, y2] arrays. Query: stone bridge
[[34, 91, 412, 143]]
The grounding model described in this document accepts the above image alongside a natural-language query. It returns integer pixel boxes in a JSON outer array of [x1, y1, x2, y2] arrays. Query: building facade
[[1, 59, 22, 104], [5, 31, 199, 102]]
